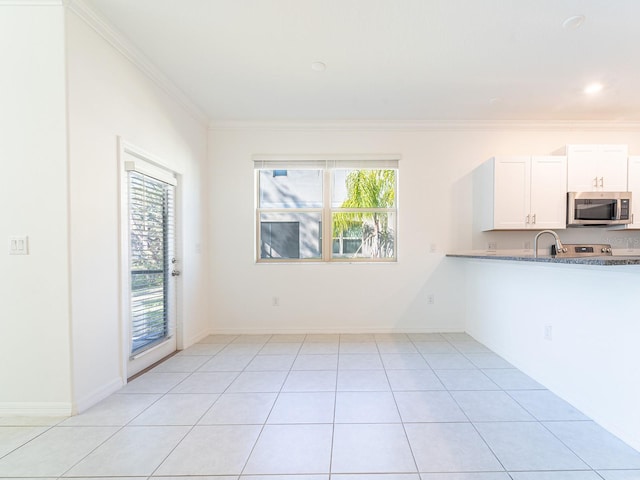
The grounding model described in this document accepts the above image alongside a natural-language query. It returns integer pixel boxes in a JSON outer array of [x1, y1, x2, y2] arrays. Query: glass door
[[126, 168, 178, 378]]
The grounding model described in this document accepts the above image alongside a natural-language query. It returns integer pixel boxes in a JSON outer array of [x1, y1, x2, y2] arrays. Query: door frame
[[117, 138, 183, 381]]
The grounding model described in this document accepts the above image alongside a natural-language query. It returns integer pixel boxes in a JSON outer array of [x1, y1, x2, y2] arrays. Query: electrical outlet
[[272, 296, 280, 307], [544, 325, 552, 341], [427, 294, 435, 304], [487, 241, 497, 251]]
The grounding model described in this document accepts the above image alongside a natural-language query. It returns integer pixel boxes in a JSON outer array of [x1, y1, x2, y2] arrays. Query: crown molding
[[66, 0, 209, 126], [0, 0, 63, 5], [209, 119, 640, 132]]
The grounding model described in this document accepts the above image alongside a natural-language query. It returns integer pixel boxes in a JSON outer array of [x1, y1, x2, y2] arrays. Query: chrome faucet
[[533, 230, 567, 258]]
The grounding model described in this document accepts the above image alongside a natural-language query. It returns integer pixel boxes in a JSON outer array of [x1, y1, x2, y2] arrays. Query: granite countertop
[[446, 251, 640, 265]]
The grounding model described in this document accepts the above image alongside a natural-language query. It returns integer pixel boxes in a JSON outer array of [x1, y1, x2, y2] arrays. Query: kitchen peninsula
[[447, 251, 640, 265], [448, 251, 640, 453]]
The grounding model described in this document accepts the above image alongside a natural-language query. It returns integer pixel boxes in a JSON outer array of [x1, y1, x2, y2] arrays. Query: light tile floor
[[1, 332, 640, 479]]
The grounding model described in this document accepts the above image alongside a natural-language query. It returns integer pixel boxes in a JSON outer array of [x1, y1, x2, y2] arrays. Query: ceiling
[[84, 0, 640, 123]]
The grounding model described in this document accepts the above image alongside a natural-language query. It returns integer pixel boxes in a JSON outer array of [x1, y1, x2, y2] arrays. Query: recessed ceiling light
[[584, 82, 604, 95], [562, 15, 585, 30], [311, 62, 326, 72]]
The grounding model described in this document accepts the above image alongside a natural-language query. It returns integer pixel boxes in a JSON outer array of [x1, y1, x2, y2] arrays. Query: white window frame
[[254, 154, 400, 263]]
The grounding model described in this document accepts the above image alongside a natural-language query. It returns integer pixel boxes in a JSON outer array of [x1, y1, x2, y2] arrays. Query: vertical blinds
[[129, 171, 175, 355]]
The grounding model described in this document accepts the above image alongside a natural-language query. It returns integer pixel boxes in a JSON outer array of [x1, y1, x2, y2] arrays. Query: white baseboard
[[207, 327, 465, 335], [0, 402, 73, 417], [183, 328, 215, 349], [73, 377, 124, 414]]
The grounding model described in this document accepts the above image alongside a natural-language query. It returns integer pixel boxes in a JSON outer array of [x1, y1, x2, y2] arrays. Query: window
[[255, 155, 399, 262]]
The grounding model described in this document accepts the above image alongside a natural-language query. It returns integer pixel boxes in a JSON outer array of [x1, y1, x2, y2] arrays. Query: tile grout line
[[444, 343, 511, 476], [449, 333, 600, 477], [0, 422, 61, 463], [210, 334, 278, 478], [382, 335, 421, 476], [129, 336, 233, 478], [448, 334, 553, 477], [237, 333, 309, 477], [55, 422, 127, 477], [146, 334, 257, 478], [537, 416, 601, 472], [328, 335, 341, 477]]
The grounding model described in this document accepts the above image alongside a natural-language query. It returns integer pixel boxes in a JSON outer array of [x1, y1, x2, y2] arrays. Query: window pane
[[259, 169, 323, 208], [128, 171, 172, 354], [332, 169, 396, 208], [260, 212, 322, 259], [332, 212, 396, 259]]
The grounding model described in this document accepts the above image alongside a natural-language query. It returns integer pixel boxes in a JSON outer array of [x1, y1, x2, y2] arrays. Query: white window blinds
[[128, 171, 175, 354], [253, 154, 400, 170]]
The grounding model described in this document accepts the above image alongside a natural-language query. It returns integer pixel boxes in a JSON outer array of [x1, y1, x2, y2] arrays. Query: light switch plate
[[8, 235, 29, 255]]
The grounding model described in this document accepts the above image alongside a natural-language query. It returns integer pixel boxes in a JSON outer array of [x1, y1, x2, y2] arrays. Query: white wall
[[66, 10, 209, 411], [463, 258, 640, 452], [208, 126, 640, 334], [0, 3, 72, 415], [209, 127, 461, 333]]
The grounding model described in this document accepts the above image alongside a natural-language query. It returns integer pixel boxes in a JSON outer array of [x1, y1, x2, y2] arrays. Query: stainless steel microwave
[[567, 191, 632, 226]]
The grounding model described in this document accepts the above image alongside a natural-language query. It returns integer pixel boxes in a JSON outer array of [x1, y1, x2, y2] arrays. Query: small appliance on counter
[[551, 243, 613, 257], [567, 191, 631, 226]]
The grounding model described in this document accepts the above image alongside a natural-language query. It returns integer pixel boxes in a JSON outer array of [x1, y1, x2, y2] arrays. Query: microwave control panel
[[621, 199, 630, 220]]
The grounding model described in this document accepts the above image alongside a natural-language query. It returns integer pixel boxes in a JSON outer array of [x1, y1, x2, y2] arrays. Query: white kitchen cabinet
[[478, 156, 567, 231], [627, 156, 640, 229], [530, 156, 569, 229], [567, 144, 628, 192]]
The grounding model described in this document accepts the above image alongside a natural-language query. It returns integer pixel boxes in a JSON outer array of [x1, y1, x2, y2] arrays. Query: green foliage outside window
[[333, 169, 396, 258]]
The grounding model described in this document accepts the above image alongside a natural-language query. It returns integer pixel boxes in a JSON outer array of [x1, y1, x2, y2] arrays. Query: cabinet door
[[530, 156, 567, 229], [628, 156, 640, 228], [493, 156, 530, 229], [598, 145, 628, 191], [567, 145, 598, 191]]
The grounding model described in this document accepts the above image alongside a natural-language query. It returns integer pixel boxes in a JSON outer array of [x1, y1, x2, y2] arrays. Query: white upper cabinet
[[627, 156, 640, 229], [479, 156, 567, 231], [530, 156, 569, 229], [492, 156, 530, 230], [567, 144, 628, 192]]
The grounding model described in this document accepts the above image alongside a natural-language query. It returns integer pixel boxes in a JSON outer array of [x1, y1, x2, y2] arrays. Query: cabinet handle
[[526, 214, 530, 224], [532, 213, 536, 224], [599, 177, 604, 188], [593, 177, 598, 187]]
